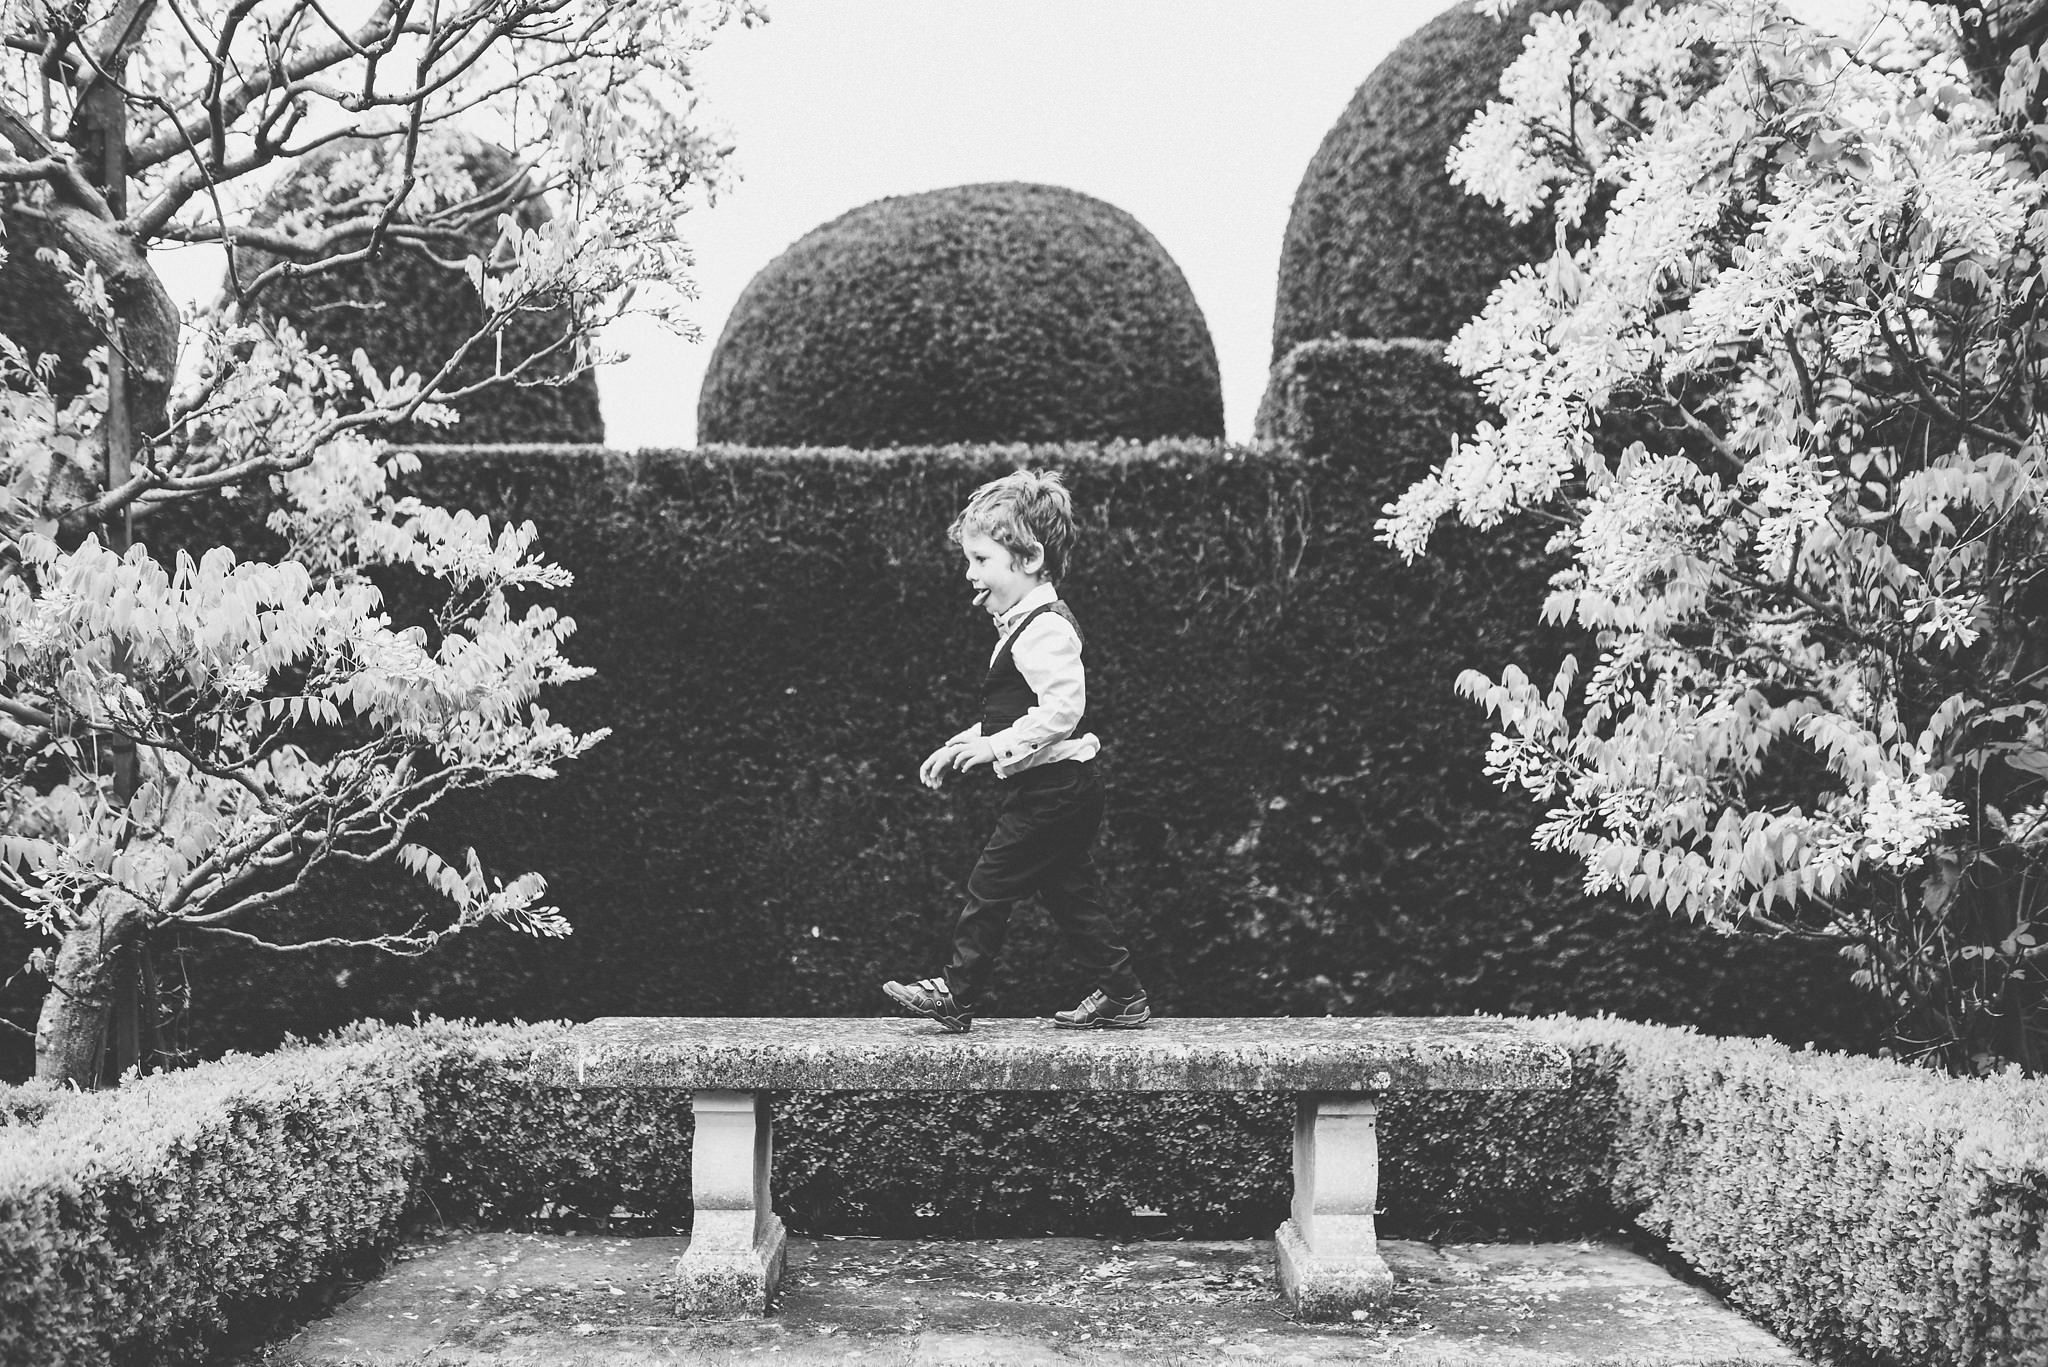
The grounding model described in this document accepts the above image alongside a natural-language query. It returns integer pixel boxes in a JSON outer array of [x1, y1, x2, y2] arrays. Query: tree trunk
[[35, 888, 147, 1088]]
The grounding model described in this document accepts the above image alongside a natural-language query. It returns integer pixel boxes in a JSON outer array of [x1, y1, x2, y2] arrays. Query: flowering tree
[[1382, 0, 2048, 1072], [0, 0, 748, 1086]]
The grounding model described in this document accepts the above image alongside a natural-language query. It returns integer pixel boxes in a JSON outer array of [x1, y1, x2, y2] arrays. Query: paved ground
[[241, 1231, 1808, 1367]]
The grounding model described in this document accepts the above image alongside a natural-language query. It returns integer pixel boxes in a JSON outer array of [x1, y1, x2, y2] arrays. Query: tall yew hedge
[[0, 342, 1883, 1068]]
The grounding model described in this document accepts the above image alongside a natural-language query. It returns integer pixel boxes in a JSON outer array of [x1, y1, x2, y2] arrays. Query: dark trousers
[[944, 760, 1141, 1006]]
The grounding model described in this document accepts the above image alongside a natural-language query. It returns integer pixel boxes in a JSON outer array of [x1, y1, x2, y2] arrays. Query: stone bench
[[528, 1016, 1570, 1318]]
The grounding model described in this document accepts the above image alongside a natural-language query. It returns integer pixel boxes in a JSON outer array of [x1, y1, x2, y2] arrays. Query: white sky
[[158, 1, 1459, 447]]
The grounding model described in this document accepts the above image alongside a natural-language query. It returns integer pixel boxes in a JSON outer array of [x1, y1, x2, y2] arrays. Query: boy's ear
[[1020, 544, 1048, 576]]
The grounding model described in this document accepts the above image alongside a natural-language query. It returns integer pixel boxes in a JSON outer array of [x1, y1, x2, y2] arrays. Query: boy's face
[[959, 530, 1045, 619]]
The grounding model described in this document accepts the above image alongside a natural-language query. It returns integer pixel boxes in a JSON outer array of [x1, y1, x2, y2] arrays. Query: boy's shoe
[[1052, 989, 1151, 1029], [883, 976, 973, 1033]]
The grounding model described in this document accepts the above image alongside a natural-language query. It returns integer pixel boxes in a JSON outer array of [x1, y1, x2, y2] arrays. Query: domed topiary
[[244, 131, 603, 446], [1270, 0, 1576, 360], [697, 182, 1223, 447]]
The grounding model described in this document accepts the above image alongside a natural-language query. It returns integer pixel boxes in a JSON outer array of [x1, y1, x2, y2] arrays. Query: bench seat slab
[[532, 1017, 1570, 1093]]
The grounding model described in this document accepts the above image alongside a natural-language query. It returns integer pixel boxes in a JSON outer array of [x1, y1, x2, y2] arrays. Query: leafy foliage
[[697, 182, 1225, 447], [1387, 0, 2048, 1072], [0, 0, 746, 1082], [775, 1076, 1622, 1242], [246, 133, 604, 446], [0, 445, 603, 953]]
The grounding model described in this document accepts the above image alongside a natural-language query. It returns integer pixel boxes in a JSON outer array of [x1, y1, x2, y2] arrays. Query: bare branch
[[189, 918, 448, 955], [0, 696, 56, 730], [1878, 312, 2025, 452], [0, 155, 69, 183], [0, 104, 115, 219], [156, 213, 471, 259], [126, 0, 410, 170]]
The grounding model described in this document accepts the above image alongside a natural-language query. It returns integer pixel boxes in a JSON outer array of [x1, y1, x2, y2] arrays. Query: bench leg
[[677, 1089, 787, 1314], [1275, 1093, 1394, 1319]]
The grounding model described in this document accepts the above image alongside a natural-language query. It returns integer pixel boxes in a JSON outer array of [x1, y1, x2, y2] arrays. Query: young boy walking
[[884, 470, 1149, 1034]]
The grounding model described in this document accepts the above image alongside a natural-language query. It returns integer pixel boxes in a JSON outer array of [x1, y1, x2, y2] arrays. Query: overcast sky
[[154, 1, 1461, 447], [605, 0, 1458, 448]]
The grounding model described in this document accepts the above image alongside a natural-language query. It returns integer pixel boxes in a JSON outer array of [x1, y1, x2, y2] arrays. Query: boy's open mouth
[[972, 588, 990, 608]]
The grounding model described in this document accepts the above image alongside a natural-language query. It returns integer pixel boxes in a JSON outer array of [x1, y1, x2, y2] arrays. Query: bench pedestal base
[[1277, 1093, 1394, 1319], [675, 1211, 788, 1314], [676, 1090, 785, 1313], [1274, 1217, 1394, 1318]]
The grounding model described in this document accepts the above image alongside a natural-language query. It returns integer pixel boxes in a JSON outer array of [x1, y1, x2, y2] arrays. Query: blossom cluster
[[0, 0, 753, 968], [1392, 0, 2048, 945]]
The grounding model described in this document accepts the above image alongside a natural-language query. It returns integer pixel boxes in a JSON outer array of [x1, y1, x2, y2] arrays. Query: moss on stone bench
[[528, 1016, 1569, 1093], [531, 1017, 1570, 1319]]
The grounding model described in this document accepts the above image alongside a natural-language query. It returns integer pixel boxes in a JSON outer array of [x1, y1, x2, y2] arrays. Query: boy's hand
[[949, 736, 997, 773], [920, 743, 959, 789]]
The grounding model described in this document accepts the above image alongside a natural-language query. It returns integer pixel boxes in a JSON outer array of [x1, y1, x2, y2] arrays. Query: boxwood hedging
[[1573, 1016, 2048, 1367], [3, 1017, 2040, 1366], [771, 1054, 1619, 1243], [1256, 335, 1484, 463], [0, 1036, 426, 1367]]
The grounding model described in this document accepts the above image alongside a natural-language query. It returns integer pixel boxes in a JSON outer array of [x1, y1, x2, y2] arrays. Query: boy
[[883, 470, 1149, 1034]]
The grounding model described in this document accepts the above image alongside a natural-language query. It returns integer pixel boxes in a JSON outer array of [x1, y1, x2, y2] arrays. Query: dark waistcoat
[[983, 601, 1089, 739]]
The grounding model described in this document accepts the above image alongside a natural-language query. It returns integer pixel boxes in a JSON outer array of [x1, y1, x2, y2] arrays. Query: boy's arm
[[980, 615, 1086, 777], [922, 723, 985, 788]]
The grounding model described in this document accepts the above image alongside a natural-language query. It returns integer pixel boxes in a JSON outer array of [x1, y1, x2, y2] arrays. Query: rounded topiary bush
[[243, 130, 603, 445], [1270, 0, 1575, 359], [697, 182, 1223, 447]]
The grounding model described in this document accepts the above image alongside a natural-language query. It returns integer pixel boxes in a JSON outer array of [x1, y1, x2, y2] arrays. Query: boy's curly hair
[[948, 469, 1077, 582]]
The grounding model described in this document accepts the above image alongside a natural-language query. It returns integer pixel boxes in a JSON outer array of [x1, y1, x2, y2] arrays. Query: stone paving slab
[[528, 1017, 1571, 1093], [249, 1231, 1807, 1366]]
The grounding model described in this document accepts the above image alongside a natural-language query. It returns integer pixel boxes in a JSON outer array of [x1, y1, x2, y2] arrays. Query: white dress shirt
[[949, 583, 1101, 778]]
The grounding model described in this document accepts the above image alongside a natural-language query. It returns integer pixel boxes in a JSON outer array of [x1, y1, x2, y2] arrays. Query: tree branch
[[0, 696, 56, 730], [126, 0, 410, 170], [1879, 312, 2026, 452]]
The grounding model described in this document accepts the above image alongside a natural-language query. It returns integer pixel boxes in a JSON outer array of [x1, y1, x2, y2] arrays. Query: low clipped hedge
[[3, 1018, 2041, 1365], [374, 1018, 695, 1229], [0, 1037, 426, 1367], [0, 1021, 696, 1367], [773, 1054, 1619, 1243], [1575, 1018, 2048, 1367]]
